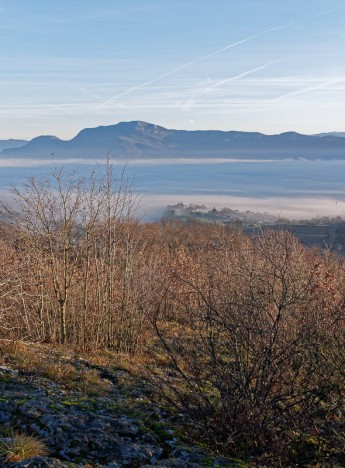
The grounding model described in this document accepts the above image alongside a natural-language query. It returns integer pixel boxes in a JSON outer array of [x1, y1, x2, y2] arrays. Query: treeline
[[276, 215, 345, 225], [1, 166, 345, 464]]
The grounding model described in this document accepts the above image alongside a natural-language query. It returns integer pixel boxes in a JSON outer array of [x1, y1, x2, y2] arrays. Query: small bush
[[150, 230, 345, 465], [0, 432, 48, 462]]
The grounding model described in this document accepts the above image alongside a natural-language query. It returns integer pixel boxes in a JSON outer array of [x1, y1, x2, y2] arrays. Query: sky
[[1, 0, 345, 139]]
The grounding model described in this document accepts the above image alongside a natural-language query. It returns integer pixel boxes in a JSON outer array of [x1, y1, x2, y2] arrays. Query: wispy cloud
[[96, 24, 291, 111], [307, 5, 345, 20], [61, 81, 103, 101], [178, 64, 273, 110], [97, 4, 345, 112], [271, 76, 345, 103]]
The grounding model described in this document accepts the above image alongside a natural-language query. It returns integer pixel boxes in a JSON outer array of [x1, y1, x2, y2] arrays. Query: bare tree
[[0, 161, 138, 346]]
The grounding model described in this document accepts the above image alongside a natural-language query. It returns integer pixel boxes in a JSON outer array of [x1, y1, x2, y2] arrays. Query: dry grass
[[83, 348, 151, 376], [0, 339, 154, 398], [0, 432, 48, 462], [72, 369, 112, 396], [0, 339, 112, 396], [0, 339, 33, 364]]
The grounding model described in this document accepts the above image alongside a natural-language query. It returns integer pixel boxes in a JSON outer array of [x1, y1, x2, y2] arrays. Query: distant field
[[245, 224, 345, 254]]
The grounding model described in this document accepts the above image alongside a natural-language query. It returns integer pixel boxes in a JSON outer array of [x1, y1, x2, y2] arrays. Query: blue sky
[[1, 0, 345, 139]]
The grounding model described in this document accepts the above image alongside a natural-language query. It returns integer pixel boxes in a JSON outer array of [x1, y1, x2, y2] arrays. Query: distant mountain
[[0, 139, 27, 152], [315, 132, 345, 138], [2, 121, 345, 160]]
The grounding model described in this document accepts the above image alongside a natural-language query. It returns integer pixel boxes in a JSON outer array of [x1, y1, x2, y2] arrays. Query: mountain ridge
[[2, 121, 345, 160], [315, 132, 345, 138], [0, 139, 28, 152]]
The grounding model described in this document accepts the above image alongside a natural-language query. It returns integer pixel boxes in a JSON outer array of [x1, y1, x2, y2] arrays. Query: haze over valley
[[1, 121, 345, 221]]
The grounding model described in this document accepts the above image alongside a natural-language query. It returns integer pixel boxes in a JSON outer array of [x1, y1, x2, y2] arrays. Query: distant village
[[163, 202, 345, 227]]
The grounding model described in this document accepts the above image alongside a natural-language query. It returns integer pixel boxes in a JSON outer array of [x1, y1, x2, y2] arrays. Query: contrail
[[181, 63, 273, 110], [62, 80, 103, 101], [193, 24, 291, 61], [208, 64, 273, 88], [96, 24, 291, 110], [307, 5, 345, 20], [273, 76, 345, 102], [96, 4, 345, 111]]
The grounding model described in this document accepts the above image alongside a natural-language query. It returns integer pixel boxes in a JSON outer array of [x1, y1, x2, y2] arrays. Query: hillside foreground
[[1, 167, 345, 466], [0, 341, 235, 467]]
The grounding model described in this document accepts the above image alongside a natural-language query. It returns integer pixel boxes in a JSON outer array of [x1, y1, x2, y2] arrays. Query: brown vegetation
[[0, 432, 48, 462], [1, 166, 345, 465]]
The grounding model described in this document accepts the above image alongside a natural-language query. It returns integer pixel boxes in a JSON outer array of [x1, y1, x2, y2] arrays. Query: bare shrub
[[149, 228, 345, 464]]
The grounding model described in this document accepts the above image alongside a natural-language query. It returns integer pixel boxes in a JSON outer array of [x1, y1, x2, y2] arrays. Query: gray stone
[[0, 365, 18, 376], [0, 352, 231, 467]]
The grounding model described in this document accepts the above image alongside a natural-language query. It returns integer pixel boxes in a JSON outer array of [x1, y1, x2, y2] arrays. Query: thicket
[[0, 166, 345, 465]]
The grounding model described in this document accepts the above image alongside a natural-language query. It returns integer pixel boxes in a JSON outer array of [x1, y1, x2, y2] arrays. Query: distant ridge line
[[1, 121, 345, 160]]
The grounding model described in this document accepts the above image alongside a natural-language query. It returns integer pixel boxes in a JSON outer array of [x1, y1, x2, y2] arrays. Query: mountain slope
[[315, 132, 345, 137], [2, 121, 345, 160], [0, 139, 27, 152]]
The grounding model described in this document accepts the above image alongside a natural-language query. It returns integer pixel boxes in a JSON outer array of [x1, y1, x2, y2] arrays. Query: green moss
[[61, 400, 79, 407], [146, 420, 170, 441], [0, 374, 15, 383], [74, 401, 94, 411], [15, 399, 29, 406], [48, 403, 63, 411]]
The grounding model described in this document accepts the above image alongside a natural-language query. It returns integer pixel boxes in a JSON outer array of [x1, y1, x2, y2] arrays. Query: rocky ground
[[0, 342, 239, 467]]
